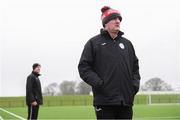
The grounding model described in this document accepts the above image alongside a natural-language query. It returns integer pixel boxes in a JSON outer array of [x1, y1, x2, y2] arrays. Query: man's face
[[105, 17, 120, 32], [33, 66, 41, 74]]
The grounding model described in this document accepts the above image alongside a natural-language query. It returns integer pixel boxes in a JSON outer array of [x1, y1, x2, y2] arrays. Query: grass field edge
[[0, 107, 26, 120]]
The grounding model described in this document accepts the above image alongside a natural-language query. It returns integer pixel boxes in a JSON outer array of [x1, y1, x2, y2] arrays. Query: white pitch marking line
[[0, 115, 4, 120], [137, 116, 180, 119], [0, 108, 25, 120]]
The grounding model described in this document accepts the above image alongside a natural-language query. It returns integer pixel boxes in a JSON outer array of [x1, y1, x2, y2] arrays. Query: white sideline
[[0, 115, 4, 120], [137, 116, 180, 119], [0, 108, 25, 120]]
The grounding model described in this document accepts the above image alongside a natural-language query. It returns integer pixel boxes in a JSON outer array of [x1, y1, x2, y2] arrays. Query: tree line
[[43, 81, 92, 96], [43, 77, 174, 96]]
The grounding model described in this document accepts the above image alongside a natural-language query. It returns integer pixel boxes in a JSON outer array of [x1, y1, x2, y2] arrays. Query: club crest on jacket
[[119, 43, 125, 49]]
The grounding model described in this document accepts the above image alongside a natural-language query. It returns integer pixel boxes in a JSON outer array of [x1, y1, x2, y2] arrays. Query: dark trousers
[[94, 105, 133, 120], [27, 105, 39, 120]]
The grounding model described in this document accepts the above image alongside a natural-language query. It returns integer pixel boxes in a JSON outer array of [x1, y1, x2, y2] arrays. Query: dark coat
[[26, 72, 43, 105], [78, 29, 140, 106]]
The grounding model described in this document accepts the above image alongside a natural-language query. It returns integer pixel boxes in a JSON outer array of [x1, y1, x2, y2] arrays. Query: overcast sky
[[0, 0, 179, 96]]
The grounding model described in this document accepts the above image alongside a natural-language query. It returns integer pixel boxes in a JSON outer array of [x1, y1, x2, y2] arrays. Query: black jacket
[[78, 29, 140, 106], [26, 72, 43, 105]]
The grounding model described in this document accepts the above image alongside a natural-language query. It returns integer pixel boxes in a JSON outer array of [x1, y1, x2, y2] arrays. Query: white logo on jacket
[[95, 107, 102, 112], [119, 43, 125, 49], [101, 43, 107, 46]]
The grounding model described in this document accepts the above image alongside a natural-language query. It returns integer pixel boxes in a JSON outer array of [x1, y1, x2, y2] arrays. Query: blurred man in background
[[26, 63, 43, 120], [78, 6, 140, 119]]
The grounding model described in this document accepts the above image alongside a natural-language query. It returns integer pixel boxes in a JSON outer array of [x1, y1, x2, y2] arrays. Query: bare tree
[[76, 81, 92, 95], [141, 77, 173, 91], [43, 82, 59, 96], [59, 81, 76, 95]]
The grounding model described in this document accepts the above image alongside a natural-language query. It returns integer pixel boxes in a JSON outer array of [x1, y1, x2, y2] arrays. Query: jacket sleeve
[[131, 44, 141, 93], [78, 40, 103, 88], [26, 76, 36, 103]]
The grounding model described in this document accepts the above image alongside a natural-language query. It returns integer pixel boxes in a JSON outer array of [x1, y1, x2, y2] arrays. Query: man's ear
[[104, 24, 108, 30]]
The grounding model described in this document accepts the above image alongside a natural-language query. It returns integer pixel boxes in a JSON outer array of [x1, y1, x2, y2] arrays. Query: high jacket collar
[[100, 28, 124, 40], [32, 71, 41, 77]]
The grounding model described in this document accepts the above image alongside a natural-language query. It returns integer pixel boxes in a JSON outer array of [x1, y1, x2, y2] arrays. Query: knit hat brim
[[102, 13, 122, 27]]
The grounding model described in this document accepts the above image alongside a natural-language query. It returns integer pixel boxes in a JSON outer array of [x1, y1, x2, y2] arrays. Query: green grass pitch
[[1, 104, 180, 120]]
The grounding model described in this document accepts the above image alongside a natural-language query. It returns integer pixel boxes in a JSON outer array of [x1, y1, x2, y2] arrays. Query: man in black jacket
[[26, 63, 43, 120], [78, 6, 140, 119]]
